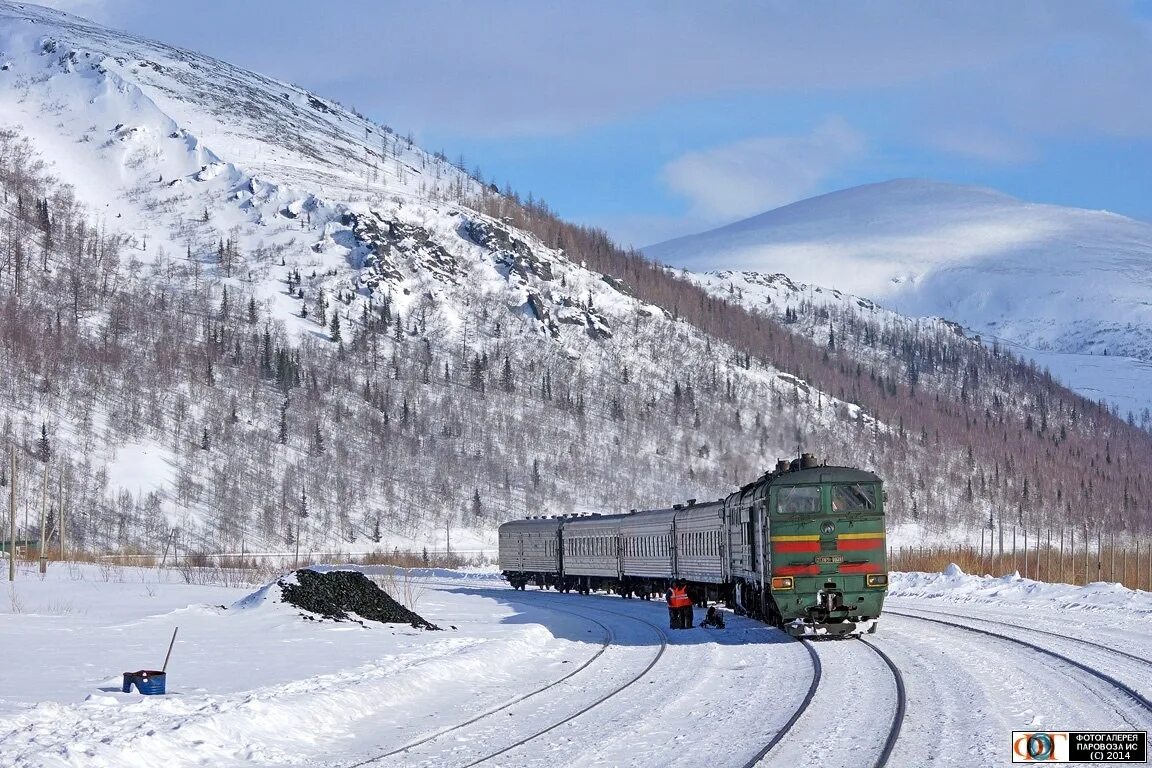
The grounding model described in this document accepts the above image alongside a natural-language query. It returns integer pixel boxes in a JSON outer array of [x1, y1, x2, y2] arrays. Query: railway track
[[739, 639, 822, 768], [347, 596, 668, 768], [858, 638, 907, 768], [890, 606, 1152, 670], [889, 611, 1152, 718], [744, 636, 905, 768]]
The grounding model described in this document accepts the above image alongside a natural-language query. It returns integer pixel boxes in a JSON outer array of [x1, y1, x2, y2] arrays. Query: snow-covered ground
[[2, 563, 1150, 767]]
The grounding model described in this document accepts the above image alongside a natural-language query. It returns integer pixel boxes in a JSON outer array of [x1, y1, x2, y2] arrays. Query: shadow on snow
[[444, 585, 797, 649]]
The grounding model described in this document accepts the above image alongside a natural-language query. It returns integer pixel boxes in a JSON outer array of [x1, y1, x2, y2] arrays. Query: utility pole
[[58, 466, 66, 562], [39, 460, 48, 574], [8, 452, 16, 582], [446, 520, 451, 562]]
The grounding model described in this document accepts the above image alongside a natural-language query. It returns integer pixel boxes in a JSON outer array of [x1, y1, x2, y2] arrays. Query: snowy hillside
[[648, 180, 1152, 417], [0, 2, 885, 554], [2, 2, 1149, 561], [690, 269, 1152, 424]]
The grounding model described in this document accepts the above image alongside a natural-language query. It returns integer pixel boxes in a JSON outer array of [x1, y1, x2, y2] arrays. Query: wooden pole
[[1078, 525, 1087, 584], [1041, 529, 1050, 582], [1123, 539, 1129, 588], [8, 452, 15, 582], [1136, 540, 1141, 590], [1060, 528, 1065, 584], [39, 461, 48, 574], [1096, 527, 1103, 582], [1109, 531, 1115, 583], [58, 466, 66, 562], [1069, 528, 1075, 584], [1046, 528, 1051, 582], [1023, 527, 1028, 578]]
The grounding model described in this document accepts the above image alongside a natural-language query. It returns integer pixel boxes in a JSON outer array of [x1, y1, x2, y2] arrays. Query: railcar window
[[831, 484, 877, 511], [777, 486, 822, 514]]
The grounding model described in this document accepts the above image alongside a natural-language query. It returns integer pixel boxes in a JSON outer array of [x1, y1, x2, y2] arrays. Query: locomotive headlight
[[866, 574, 889, 588], [770, 576, 794, 591]]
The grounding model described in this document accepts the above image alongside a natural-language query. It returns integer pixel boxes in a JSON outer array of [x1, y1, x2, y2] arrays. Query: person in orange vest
[[666, 580, 693, 629]]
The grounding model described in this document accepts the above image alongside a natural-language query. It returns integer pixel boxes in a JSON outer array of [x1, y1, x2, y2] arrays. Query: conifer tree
[[37, 423, 50, 463], [278, 399, 289, 445]]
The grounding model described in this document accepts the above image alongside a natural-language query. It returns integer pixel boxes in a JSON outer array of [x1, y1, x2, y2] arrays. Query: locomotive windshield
[[776, 486, 821, 514], [831, 483, 878, 512]]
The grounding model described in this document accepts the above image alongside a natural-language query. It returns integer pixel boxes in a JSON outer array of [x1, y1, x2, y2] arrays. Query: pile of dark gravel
[[279, 569, 441, 630]]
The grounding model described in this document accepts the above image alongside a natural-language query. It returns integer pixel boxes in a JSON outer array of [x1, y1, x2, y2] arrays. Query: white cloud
[[929, 128, 1035, 165], [88, 2, 1152, 141], [660, 119, 866, 222]]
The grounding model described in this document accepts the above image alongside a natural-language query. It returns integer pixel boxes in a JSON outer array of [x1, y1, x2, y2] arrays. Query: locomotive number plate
[[814, 555, 844, 564]]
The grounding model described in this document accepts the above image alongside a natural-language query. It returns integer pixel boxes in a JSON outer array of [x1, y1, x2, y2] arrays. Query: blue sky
[[49, 1, 1152, 247]]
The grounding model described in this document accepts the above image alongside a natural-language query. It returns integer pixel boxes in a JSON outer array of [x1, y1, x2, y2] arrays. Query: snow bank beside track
[[890, 564, 1152, 620]]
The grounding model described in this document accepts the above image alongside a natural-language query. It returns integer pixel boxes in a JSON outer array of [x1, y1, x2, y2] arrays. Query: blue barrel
[[122, 670, 166, 695]]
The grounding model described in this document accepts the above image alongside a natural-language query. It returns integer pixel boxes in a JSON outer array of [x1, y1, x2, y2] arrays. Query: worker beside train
[[665, 579, 694, 629]]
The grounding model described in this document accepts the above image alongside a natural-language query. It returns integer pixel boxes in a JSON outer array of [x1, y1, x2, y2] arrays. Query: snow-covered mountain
[[2, 3, 1149, 560], [0, 2, 885, 554], [647, 179, 1152, 420], [686, 268, 1152, 424]]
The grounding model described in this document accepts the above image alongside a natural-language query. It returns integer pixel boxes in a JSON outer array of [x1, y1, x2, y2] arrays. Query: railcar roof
[[499, 517, 564, 532], [734, 465, 881, 495]]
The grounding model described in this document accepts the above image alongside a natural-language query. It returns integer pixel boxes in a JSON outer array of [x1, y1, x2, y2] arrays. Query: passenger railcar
[[498, 453, 887, 636], [498, 516, 561, 590]]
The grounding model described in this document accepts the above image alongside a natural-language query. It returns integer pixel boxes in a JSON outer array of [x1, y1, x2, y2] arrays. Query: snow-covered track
[[892, 606, 1152, 671], [349, 596, 668, 768], [342, 599, 617, 767], [455, 603, 669, 768], [857, 638, 907, 768], [755, 636, 905, 768], [739, 639, 822, 768], [889, 611, 1152, 716]]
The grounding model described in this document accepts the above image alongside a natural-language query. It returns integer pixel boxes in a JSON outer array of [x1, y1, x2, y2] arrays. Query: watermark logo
[[1013, 732, 1068, 762], [1012, 731, 1147, 763]]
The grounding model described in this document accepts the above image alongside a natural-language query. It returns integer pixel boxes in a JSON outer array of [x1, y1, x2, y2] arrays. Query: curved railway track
[[858, 638, 907, 768], [743, 636, 904, 768], [347, 596, 668, 768], [890, 606, 1152, 670], [889, 611, 1152, 717], [739, 639, 822, 768]]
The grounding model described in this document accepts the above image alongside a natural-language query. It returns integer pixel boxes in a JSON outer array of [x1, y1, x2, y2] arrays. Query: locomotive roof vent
[[673, 503, 684, 510], [801, 452, 819, 469], [687, 498, 697, 506], [630, 508, 637, 514], [776, 459, 790, 474]]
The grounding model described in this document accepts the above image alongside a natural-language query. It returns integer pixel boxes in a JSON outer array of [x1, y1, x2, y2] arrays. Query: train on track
[[498, 454, 887, 637]]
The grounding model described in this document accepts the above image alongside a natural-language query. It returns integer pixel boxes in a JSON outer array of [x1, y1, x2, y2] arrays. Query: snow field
[[5, 564, 1152, 766]]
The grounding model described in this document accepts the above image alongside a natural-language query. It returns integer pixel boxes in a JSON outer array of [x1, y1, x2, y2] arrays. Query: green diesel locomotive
[[727, 455, 887, 636]]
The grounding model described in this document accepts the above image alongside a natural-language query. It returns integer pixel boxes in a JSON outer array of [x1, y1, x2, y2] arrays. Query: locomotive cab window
[[830, 483, 878, 512], [776, 486, 821, 515]]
